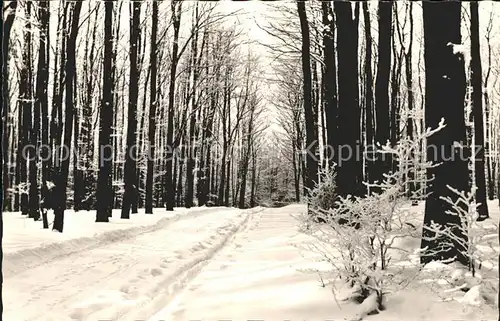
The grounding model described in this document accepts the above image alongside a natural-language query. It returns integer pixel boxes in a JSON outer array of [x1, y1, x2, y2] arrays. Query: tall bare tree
[[96, 0, 115, 222], [420, 1, 469, 266], [165, 0, 183, 211], [374, 2, 392, 186], [1, 0, 18, 313], [145, 0, 158, 214], [122, 1, 142, 219], [297, 1, 318, 205], [52, 0, 83, 232], [470, 1, 489, 221], [335, 2, 363, 200]]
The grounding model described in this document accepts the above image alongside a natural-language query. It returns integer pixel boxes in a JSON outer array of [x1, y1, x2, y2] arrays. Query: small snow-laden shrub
[[206, 193, 218, 207], [422, 185, 499, 302], [298, 120, 446, 319], [309, 168, 337, 212], [420, 116, 498, 304]]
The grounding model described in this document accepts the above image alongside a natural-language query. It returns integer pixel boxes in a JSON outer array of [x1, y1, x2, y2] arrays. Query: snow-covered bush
[[299, 121, 446, 319], [206, 193, 218, 207], [422, 108, 498, 298], [308, 168, 337, 212], [421, 178, 498, 304]]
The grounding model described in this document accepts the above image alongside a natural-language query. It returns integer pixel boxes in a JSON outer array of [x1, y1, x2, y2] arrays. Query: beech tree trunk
[[420, 1, 469, 266], [321, 1, 338, 167], [165, 1, 182, 211], [374, 2, 392, 186], [122, 1, 141, 219], [335, 2, 363, 199], [145, 0, 158, 214], [363, 2, 374, 184], [470, 1, 489, 221], [297, 1, 318, 203], [53, 1, 83, 232], [96, 0, 114, 222]]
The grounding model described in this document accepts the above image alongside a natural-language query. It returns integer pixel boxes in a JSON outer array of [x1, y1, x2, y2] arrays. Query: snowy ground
[[4, 202, 499, 321]]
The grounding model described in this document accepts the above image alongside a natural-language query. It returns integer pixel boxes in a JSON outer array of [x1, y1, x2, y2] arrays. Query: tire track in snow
[[4, 207, 234, 277], [145, 207, 266, 321], [114, 207, 265, 321], [4, 207, 252, 321]]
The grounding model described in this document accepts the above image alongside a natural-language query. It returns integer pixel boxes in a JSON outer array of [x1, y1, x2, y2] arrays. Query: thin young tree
[[363, 1, 374, 183], [37, 0, 51, 227], [165, 0, 183, 211], [405, 1, 416, 198], [374, 2, 392, 186], [185, 7, 206, 209], [145, 0, 158, 214], [19, 1, 33, 217]]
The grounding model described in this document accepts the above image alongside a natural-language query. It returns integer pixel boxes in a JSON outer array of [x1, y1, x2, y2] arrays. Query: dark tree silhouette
[[122, 1, 142, 219], [362, 1, 374, 184], [334, 2, 363, 199], [420, 1, 469, 266], [145, 0, 159, 214], [0, 4, 3, 314], [96, 0, 115, 222], [53, 0, 83, 232], [470, 1, 489, 221], [2, 1, 17, 213], [297, 1, 318, 204], [37, 0, 51, 228], [165, 0, 183, 211], [374, 2, 392, 186], [321, 1, 338, 166], [19, 2, 33, 217], [1, 0, 18, 315]]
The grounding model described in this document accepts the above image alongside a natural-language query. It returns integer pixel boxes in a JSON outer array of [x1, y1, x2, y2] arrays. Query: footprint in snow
[[150, 267, 163, 277]]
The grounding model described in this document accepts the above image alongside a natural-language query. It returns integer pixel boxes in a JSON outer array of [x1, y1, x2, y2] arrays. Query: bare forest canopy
[[2, 0, 500, 234]]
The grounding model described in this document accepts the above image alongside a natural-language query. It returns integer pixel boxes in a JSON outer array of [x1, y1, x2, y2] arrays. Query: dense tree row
[[264, 1, 500, 264], [1, 1, 267, 232]]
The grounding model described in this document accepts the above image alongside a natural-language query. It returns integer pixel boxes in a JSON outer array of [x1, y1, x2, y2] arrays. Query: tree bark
[[96, 0, 114, 222], [165, 1, 182, 211], [2, 1, 17, 212], [32, 1, 50, 221], [19, 2, 33, 217], [145, 0, 158, 214], [470, 1, 489, 221], [335, 1, 363, 199], [53, 0, 83, 232], [420, 1, 469, 266], [406, 1, 416, 198], [1, 0, 17, 311], [185, 15, 205, 209], [362, 1, 374, 184], [321, 1, 338, 168], [121, 1, 141, 219], [297, 1, 318, 203], [374, 2, 392, 186]]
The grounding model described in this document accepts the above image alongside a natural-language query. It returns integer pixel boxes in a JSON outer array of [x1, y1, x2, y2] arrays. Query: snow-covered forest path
[[6, 204, 494, 321], [147, 204, 337, 321], [4, 207, 263, 321]]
